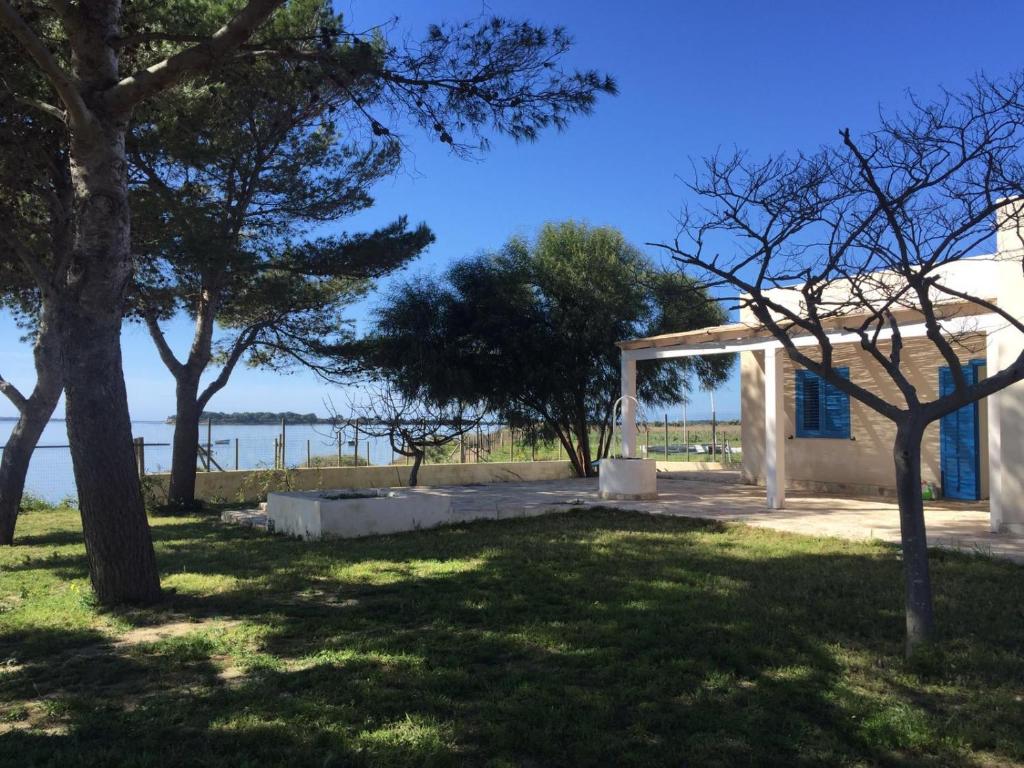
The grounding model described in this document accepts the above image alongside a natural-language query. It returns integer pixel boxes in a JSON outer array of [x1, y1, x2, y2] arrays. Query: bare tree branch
[[0, 373, 28, 413], [198, 326, 262, 409], [141, 309, 184, 376]]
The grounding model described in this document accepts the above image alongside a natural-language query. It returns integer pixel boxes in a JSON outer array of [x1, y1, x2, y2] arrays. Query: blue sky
[[2, 0, 1022, 421]]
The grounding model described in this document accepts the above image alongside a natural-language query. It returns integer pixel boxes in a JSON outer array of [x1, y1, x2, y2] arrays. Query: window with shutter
[[795, 367, 850, 439]]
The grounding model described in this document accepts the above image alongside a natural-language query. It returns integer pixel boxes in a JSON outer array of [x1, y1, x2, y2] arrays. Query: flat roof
[[616, 300, 998, 352]]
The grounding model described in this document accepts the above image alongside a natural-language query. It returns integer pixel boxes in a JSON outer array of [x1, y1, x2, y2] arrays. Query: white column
[[764, 348, 786, 509], [987, 332, 1003, 532], [620, 354, 638, 458]]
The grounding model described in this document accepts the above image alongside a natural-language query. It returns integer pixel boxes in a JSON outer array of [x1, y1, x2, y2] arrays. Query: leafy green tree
[[0, 38, 69, 545], [0, 0, 614, 603], [129, 24, 433, 506], [361, 222, 733, 477]]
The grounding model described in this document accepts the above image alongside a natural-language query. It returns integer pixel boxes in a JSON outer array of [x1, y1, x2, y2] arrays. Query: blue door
[[938, 362, 983, 500]]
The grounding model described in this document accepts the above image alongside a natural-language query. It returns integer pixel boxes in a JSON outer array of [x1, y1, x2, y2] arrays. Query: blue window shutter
[[795, 370, 810, 436], [824, 367, 851, 439], [795, 367, 849, 439]]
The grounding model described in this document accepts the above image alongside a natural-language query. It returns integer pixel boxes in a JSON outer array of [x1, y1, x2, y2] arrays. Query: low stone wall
[[653, 461, 729, 472], [145, 460, 578, 504]]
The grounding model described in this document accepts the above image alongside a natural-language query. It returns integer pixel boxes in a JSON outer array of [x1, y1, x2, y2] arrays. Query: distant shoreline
[[0, 415, 742, 425], [165, 411, 324, 426]]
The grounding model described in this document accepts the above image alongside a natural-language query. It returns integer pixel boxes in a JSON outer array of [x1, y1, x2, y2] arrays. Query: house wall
[[993, 214, 1024, 531], [738, 234, 1024, 523], [740, 335, 987, 496]]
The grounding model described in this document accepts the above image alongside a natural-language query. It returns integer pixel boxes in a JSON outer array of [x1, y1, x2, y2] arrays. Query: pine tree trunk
[[62, 115, 161, 605], [0, 395, 60, 544], [893, 420, 935, 655], [167, 377, 202, 507], [0, 308, 63, 545]]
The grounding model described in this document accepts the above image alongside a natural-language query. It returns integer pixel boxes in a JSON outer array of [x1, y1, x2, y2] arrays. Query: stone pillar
[[986, 331, 1003, 532], [620, 355, 638, 458], [764, 348, 786, 509]]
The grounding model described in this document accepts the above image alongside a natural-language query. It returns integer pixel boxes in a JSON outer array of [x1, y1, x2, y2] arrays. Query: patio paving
[[406, 470, 1024, 563]]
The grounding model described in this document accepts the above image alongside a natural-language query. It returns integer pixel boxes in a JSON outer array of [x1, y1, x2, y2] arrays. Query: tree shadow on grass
[[11, 529, 85, 548], [2, 510, 1023, 766]]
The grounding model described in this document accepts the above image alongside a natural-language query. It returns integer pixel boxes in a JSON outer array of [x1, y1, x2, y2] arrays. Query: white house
[[616, 204, 1024, 534]]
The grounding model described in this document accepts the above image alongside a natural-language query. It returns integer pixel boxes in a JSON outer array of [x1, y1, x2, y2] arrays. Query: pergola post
[[764, 347, 786, 509], [987, 331, 1003, 532], [620, 354, 638, 458]]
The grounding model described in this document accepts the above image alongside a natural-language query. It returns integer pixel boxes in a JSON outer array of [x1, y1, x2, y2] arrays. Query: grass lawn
[[1, 506, 1023, 767]]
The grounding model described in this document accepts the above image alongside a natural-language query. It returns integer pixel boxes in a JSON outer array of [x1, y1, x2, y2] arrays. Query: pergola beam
[[620, 315, 1003, 363]]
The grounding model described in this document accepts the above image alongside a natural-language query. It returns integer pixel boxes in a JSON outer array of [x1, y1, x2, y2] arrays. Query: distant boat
[[214, 439, 230, 445]]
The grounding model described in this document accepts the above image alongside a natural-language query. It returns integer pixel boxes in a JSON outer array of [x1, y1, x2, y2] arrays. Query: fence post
[[664, 414, 669, 461], [206, 419, 213, 470], [353, 423, 359, 466], [307, 439, 311, 468], [337, 431, 342, 466], [683, 403, 689, 463], [710, 390, 717, 460], [273, 437, 279, 469], [133, 437, 145, 478], [279, 416, 286, 468], [366, 441, 370, 466], [235, 438, 239, 471], [509, 427, 514, 462]]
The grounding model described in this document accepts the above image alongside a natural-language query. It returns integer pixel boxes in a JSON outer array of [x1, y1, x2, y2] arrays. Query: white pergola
[[617, 309, 1009, 527]]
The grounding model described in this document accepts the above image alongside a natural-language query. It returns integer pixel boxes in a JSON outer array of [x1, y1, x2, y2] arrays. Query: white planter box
[[598, 458, 658, 500], [266, 489, 454, 541]]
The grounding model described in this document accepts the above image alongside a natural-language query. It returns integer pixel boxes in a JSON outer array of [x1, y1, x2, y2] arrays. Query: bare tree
[[652, 74, 1024, 654], [335, 385, 485, 486]]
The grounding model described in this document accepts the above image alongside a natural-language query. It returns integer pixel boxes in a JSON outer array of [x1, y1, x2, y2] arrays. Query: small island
[[166, 411, 325, 425]]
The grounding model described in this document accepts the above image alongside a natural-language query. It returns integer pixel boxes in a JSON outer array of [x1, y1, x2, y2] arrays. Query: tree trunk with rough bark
[[62, 115, 161, 605], [408, 451, 424, 486], [554, 427, 585, 478], [0, 0, 287, 604], [893, 420, 935, 655], [167, 375, 203, 507], [0, 311, 63, 545]]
